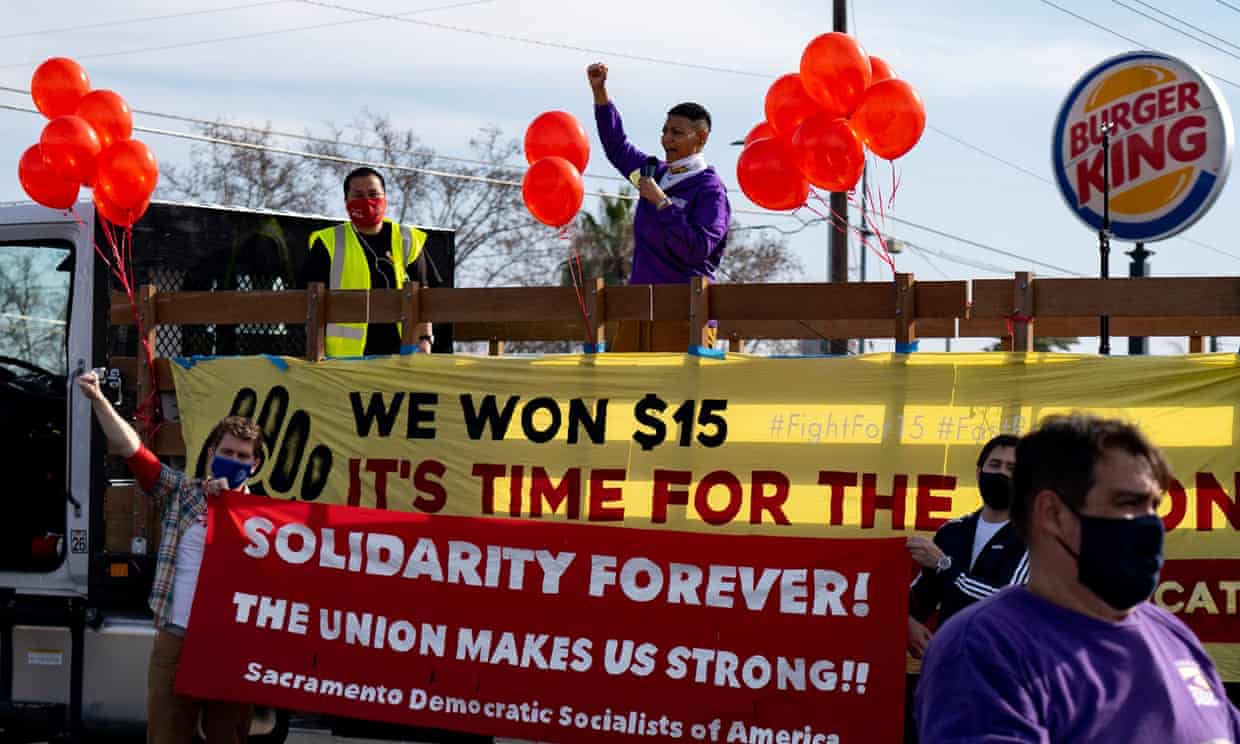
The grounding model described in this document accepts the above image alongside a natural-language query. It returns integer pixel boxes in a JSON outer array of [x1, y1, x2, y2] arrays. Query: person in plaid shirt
[[79, 370, 263, 743]]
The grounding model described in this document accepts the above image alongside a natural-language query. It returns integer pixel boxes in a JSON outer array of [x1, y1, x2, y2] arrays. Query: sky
[[0, 0, 1237, 354]]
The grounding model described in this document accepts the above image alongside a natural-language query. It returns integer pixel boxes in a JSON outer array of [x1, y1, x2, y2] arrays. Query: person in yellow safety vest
[[298, 167, 435, 356]]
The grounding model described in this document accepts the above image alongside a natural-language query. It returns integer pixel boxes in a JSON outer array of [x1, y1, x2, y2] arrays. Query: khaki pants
[[610, 320, 718, 353], [148, 630, 252, 744]]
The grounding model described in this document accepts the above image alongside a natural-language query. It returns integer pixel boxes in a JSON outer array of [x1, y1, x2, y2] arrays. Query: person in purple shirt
[[916, 414, 1240, 743], [587, 62, 731, 352]]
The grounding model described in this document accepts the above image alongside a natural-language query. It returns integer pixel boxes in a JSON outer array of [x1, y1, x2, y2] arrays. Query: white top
[[970, 517, 1008, 570], [169, 515, 208, 628]]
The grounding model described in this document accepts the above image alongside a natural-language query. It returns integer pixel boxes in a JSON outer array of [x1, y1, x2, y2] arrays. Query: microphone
[[641, 156, 658, 179]]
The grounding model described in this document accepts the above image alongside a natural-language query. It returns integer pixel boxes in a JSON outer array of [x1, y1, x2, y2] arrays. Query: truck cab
[[0, 199, 455, 742]]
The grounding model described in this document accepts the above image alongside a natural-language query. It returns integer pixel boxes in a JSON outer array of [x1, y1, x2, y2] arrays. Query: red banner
[[176, 492, 908, 743]]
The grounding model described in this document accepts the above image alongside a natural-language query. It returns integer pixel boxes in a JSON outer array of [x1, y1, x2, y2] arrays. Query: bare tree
[[0, 247, 70, 372]]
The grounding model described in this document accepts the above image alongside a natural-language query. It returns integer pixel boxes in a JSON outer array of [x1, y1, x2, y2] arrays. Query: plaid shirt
[[147, 463, 208, 628]]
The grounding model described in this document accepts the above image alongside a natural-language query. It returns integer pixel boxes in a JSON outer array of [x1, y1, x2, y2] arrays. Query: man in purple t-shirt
[[587, 62, 731, 352], [916, 414, 1240, 743]]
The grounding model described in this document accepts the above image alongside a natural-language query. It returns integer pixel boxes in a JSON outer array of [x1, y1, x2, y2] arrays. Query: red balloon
[[75, 90, 132, 150], [743, 121, 778, 148], [39, 116, 101, 184], [800, 32, 872, 118], [18, 144, 80, 210], [96, 139, 160, 210], [94, 190, 148, 228], [524, 111, 590, 173], [852, 79, 927, 160], [791, 115, 865, 192], [522, 156, 584, 227], [869, 56, 895, 85], [31, 57, 91, 119], [764, 74, 819, 140], [737, 138, 809, 211]]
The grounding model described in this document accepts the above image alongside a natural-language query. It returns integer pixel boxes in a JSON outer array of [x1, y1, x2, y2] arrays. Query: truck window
[[0, 240, 71, 572]]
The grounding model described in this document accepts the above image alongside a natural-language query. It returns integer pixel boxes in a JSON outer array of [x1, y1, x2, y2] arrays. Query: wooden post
[[488, 338, 505, 356], [689, 276, 712, 349], [400, 283, 420, 350], [1013, 271, 1035, 352], [894, 273, 916, 349], [135, 285, 158, 439], [728, 335, 744, 353], [585, 278, 607, 349], [305, 282, 326, 361], [1189, 335, 1205, 353]]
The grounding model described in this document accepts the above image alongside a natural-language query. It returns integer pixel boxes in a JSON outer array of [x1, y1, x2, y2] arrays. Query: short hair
[[667, 102, 712, 132], [1010, 413, 1170, 540], [343, 167, 385, 197], [976, 434, 1020, 469], [205, 415, 265, 462]]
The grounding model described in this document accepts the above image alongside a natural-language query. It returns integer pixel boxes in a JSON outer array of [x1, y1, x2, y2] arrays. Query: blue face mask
[[210, 454, 253, 490]]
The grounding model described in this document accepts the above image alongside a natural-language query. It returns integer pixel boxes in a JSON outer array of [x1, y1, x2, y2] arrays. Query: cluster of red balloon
[[17, 57, 159, 227], [521, 111, 588, 228], [737, 33, 926, 211]]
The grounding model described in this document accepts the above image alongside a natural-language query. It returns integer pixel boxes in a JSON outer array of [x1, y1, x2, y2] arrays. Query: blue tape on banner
[[895, 340, 920, 354], [400, 344, 420, 355], [261, 354, 289, 371], [583, 342, 607, 354], [688, 345, 726, 359]]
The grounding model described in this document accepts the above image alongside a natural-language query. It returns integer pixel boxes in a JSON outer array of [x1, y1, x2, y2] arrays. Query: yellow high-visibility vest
[[307, 218, 428, 357]]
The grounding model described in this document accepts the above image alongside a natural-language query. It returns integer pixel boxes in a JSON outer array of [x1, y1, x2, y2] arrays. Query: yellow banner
[[171, 352, 1240, 676]]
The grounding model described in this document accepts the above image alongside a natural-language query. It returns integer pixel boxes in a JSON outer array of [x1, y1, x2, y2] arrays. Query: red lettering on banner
[[695, 471, 743, 526], [529, 467, 582, 519], [474, 463, 506, 515], [651, 469, 692, 523], [1195, 472, 1240, 531], [1169, 114, 1208, 161], [861, 473, 907, 530], [1164, 478, 1188, 531], [914, 475, 957, 531], [412, 460, 447, 513], [750, 471, 791, 525], [178, 493, 907, 742], [366, 459, 400, 510], [818, 471, 858, 526], [588, 469, 626, 522]]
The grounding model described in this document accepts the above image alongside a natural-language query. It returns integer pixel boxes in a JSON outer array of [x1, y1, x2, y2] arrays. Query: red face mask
[[346, 196, 386, 228]]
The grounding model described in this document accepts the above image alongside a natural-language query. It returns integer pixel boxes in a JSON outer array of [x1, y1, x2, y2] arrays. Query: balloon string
[[70, 206, 164, 439], [889, 160, 901, 212], [811, 190, 896, 277], [558, 226, 595, 346]]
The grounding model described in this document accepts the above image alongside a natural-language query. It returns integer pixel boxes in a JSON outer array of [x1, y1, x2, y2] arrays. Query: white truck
[[0, 199, 455, 742]]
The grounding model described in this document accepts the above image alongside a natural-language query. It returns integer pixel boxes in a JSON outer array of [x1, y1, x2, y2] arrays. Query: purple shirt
[[916, 586, 1240, 744], [594, 102, 731, 285]]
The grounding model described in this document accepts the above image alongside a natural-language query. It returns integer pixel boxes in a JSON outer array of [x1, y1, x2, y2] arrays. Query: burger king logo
[[1052, 51, 1232, 242]]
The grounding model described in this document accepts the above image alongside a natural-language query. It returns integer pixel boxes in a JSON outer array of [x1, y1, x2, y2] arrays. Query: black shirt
[[298, 223, 405, 356]]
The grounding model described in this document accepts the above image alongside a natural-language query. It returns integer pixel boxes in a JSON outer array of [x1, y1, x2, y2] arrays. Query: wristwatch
[[657, 196, 672, 210], [935, 555, 952, 574]]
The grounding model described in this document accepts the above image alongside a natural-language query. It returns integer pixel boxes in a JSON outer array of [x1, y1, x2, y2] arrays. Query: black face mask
[[1057, 501, 1165, 611], [977, 472, 1012, 510]]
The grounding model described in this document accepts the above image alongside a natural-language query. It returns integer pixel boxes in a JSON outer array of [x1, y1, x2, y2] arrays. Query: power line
[[1220, 0, 1240, 14], [882, 213, 1086, 276], [0, 0, 496, 70], [1176, 235, 1240, 263], [0, 1, 292, 41], [1034, 0, 1240, 90], [296, 0, 774, 79], [1112, 0, 1240, 63], [925, 125, 1053, 184], [1126, 0, 1240, 53], [0, 84, 631, 185]]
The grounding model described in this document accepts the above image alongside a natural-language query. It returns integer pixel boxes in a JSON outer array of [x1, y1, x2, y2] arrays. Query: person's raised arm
[[77, 371, 140, 458], [588, 62, 648, 177]]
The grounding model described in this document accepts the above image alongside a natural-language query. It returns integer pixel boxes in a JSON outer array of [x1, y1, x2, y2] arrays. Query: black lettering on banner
[[350, 392, 405, 437], [567, 399, 608, 445], [521, 397, 561, 444], [632, 395, 730, 450], [460, 394, 519, 440], [406, 393, 438, 440]]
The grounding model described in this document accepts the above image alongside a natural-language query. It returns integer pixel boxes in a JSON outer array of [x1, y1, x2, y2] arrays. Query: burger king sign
[[1053, 51, 1232, 242]]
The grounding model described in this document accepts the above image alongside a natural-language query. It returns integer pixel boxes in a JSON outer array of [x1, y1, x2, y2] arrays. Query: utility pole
[[827, 0, 851, 355], [1126, 242, 1151, 355]]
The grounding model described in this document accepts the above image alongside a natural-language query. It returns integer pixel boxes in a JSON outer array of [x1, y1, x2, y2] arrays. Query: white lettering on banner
[[239, 518, 576, 594], [238, 518, 871, 617], [242, 661, 405, 706], [588, 554, 864, 617], [455, 627, 594, 672], [1154, 580, 1240, 615], [664, 647, 871, 695]]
